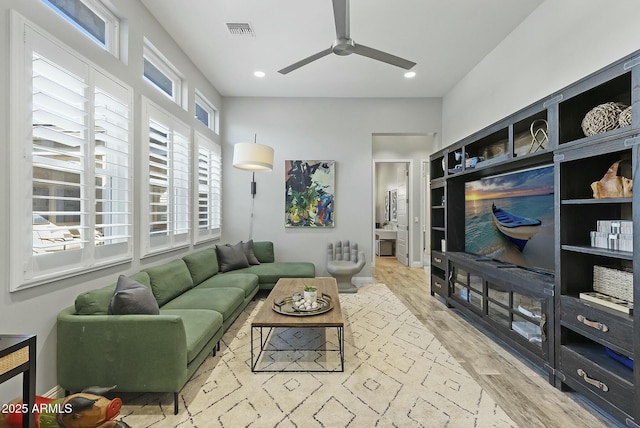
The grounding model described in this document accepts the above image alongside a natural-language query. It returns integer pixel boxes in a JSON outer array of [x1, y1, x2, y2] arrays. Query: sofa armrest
[[57, 307, 188, 393]]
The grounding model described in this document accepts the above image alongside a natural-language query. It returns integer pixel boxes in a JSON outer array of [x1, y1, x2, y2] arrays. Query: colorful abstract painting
[[285, 160, 335, 227]]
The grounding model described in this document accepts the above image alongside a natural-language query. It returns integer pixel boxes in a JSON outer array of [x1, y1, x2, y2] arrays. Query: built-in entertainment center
[[430, 49, 639, 427]]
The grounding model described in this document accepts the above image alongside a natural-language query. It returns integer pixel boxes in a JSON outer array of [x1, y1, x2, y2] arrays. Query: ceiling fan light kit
[[278, 0, 416, 74]]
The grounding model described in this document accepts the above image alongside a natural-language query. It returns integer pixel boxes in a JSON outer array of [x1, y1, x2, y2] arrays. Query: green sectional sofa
[[57, 241, 314, 413]]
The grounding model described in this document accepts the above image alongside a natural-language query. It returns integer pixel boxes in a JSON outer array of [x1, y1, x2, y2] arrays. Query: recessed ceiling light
[[404, 71, 416, 78], [254, 71, 266, 78]]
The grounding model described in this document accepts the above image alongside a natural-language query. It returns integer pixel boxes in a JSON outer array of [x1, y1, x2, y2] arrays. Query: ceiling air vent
[[226, 22, 255, 38]]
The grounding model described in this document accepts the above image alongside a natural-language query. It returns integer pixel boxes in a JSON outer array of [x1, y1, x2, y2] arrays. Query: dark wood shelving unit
[[430, 48, 640, 426]]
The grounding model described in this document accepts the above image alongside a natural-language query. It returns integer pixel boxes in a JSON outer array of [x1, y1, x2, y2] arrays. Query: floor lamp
[[232, 136, 274, 239]]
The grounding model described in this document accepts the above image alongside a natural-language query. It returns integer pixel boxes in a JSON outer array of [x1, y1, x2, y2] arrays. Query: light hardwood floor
[[374, 256, 617, 428]]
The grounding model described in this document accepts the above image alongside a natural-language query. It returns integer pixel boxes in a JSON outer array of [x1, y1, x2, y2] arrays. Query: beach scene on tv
[[464, 165, 555, 272]]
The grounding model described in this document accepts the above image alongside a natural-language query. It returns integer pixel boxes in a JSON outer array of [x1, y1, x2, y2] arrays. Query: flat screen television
[[464, 164, 555, 273]]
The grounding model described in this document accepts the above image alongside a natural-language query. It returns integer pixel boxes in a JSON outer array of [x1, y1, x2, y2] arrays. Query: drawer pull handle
[[577, 315, 609, 332], [434, 257, 442, 264], [539, 314, 547, 342], [577, 368, 609, 392], [434, 281, 442, 289]]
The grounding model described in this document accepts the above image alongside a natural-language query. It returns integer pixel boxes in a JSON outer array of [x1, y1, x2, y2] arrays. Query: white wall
[[0, 0, 222, 401], [221, 98, 441, 279], [442, 0, 640, 147]]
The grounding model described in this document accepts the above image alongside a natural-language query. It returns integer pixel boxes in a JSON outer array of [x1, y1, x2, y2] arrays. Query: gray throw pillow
[[109, 275, 160, 315], [241, 240, 261, 265], [216, 242, 250, 272]]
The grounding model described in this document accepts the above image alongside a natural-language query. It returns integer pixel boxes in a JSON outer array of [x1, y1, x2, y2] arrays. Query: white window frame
[[194, 132, 222, 243], [141, 97, 192, 257], [41, 0, 120, 57], [194, 90, 219, 134], [9, 12, 133, 291], [143, 39, 183, 107]]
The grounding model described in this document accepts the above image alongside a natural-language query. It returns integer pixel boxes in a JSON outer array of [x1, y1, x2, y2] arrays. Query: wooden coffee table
[[250, 277, 344, 372]]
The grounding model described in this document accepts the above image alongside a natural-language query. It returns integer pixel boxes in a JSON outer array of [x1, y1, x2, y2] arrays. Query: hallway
[[373, 257, 612, 428]]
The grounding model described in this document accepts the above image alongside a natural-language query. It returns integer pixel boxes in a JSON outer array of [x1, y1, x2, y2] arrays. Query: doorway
[[373, 161, 410, 266]]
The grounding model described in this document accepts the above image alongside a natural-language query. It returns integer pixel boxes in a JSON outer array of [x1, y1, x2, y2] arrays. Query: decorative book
[[579, 291, 633, 314]]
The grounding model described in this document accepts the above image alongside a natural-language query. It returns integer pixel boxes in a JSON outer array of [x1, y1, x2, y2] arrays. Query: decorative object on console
[[578, 291, 633, 314], [581, 102, 628, 136], [528, 119, 548, 153], [233, 135, 274, 239], [593, 265, 633, 302], [590, 160, 633, 198], [590, 219, 633, 251], [285, 160, 335, 227], [618, 105, 632, 127]]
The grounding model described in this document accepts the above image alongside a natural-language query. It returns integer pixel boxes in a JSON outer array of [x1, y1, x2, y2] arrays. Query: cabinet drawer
[[431, 274, 448, 298], [560, 345, 634, 417], [431, 253, 447, 271], [561, 296, 633, 355]]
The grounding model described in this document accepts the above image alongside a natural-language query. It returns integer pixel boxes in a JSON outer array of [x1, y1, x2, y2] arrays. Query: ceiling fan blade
[[353, 43, 416, 70], [278, 47, 333, 74], [332, 0, 350, 39]]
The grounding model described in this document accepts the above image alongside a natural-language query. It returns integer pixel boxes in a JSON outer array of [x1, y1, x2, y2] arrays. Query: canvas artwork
[[285, 160, 335, 227]]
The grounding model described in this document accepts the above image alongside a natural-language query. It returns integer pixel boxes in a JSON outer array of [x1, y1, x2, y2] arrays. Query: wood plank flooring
[[374, 257, 617, 428]]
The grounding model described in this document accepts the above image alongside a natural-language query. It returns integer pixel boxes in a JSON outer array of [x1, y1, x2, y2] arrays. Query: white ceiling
[[140, 0, 544, 98]]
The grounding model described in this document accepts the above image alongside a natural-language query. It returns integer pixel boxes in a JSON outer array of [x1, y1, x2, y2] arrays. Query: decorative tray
[[272, 293, 333, 316]]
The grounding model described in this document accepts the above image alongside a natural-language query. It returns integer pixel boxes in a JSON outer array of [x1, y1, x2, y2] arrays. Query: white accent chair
[[327, 240, 365, 293]]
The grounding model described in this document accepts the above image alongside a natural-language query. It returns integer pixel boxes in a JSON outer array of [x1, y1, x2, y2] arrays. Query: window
[[42, 0, 119, 56], [194, 90, 219, 133], [10, 15, 132, 290], [194, 132, 222, 242], [143, 40, 183, 106], [142, 98, 191, 256]]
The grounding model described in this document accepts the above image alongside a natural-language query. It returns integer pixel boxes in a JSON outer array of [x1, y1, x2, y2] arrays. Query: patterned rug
[[119, 283, 516, 427]]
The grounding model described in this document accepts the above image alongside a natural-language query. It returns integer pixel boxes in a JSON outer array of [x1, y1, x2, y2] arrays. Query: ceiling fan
[[278, 0, 416, 74]]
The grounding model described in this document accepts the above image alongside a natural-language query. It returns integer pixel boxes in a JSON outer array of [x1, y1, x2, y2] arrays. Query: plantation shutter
[[194, 132, 221, 242], [143, 99, 191, 255], [11, 19, 133, 289]]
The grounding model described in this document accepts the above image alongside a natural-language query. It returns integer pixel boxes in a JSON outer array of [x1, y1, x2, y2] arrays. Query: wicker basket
[[619, 105, 632, 127], [593, 265, 633, 302]]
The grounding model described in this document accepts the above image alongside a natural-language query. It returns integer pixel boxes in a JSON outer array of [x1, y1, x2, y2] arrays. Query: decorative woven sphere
[[618, 105, 632, 128], [581, 102, 627, 137]]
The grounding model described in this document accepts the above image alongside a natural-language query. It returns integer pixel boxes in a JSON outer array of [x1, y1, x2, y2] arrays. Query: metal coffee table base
[[251, 326, 344, 373]]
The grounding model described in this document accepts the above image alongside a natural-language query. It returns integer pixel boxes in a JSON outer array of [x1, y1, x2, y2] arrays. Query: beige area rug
[[119, 283, 516, 427]]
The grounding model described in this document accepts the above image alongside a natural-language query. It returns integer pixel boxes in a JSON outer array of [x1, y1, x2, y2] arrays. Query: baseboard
[[353, 277, 374, 286], [43, 385, 65, 399], [411, 261, 424, 268]]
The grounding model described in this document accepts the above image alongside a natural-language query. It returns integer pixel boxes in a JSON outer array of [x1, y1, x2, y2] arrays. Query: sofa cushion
[[241, 240, 260, 265], [161, 288, 245, 321], [252, 241, 275, 263], [145, 259, 194, 306], [75, 272, 151, 315], [160, 309, 223, 363], [197, 273, 259, 298], [216, 242, 250, 272], [183, 248, 219, 286], [234, 262, 315, 284], [109, 275, 160, 315]]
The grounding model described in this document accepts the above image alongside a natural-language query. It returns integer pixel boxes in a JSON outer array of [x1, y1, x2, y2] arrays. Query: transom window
[[41, 0, 119, 56], [143, 40, 183, 106], [194, 90, 219, 133]]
